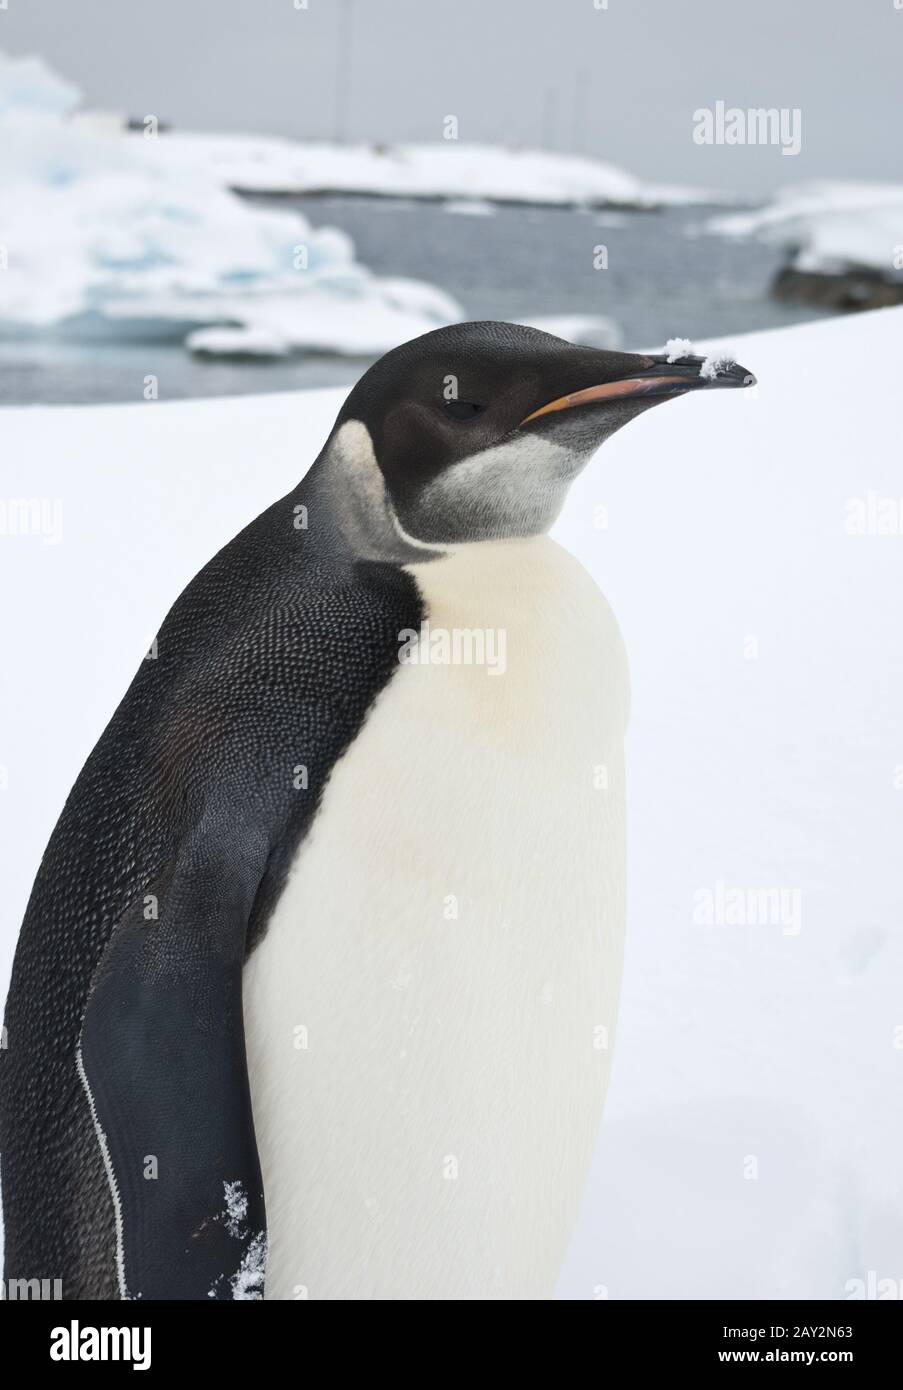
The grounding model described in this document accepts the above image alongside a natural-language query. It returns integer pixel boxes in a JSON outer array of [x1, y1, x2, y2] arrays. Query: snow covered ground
[[709, 181, 903, 279], [159, 132, 721, 210], [2, 307, 902, 1298]]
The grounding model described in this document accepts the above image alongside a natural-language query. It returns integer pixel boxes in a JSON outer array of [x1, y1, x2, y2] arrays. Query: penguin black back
[[0, 467, 423, 1297]]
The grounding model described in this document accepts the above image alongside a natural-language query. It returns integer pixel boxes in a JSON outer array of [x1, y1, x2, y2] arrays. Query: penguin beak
[[520, 354, 756, 425]]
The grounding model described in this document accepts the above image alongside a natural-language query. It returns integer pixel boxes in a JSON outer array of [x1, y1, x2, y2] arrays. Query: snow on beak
[[520, 354, 757, 425]]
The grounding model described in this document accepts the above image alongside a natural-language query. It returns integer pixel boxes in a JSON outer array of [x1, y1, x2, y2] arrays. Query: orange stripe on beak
[[520, 376, 674, 424]]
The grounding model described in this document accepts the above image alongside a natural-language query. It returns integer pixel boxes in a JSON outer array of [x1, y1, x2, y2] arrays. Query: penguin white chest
[[243, 536, 629, 1299]]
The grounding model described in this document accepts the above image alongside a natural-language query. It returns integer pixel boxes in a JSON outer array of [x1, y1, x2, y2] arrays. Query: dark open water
[[0, 196, 828, 406]]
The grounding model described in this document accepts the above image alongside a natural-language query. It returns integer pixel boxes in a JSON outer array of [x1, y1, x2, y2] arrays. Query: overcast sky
[[3, 0, 901, 194]]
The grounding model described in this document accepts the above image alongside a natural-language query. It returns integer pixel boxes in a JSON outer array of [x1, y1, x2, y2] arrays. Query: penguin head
[[330, 320, 755, 547]]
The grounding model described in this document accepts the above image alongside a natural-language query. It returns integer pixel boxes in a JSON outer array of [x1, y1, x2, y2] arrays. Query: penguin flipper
[[79, 830, 268, 1301]]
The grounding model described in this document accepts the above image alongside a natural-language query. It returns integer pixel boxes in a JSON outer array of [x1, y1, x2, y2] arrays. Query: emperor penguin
[[0, 322, 754, 1300]]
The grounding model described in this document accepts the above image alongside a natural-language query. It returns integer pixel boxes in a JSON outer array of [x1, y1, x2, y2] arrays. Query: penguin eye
[[443, 399, 485, 421]]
